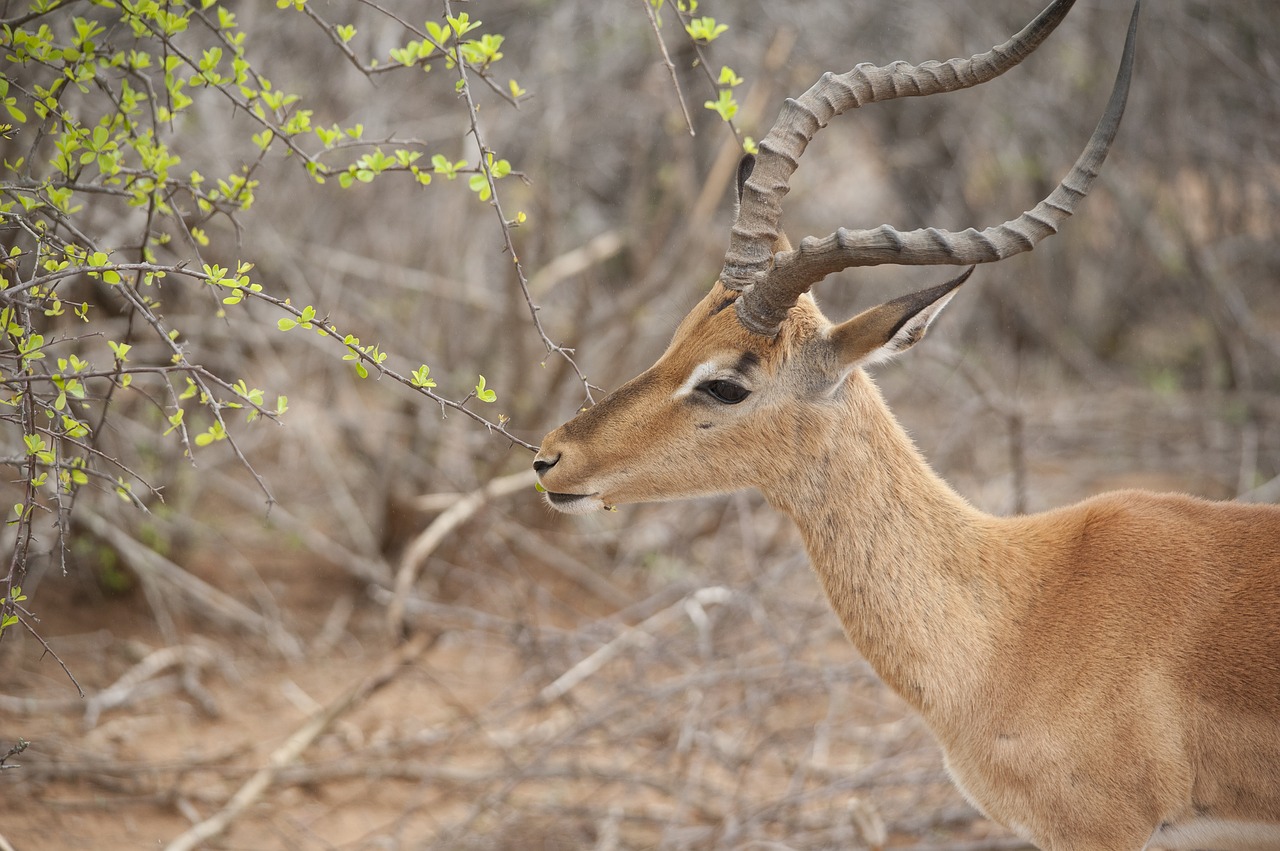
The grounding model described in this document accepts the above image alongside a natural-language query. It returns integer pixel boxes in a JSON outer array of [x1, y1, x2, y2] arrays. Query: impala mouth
[[543, 490, 606, 515]]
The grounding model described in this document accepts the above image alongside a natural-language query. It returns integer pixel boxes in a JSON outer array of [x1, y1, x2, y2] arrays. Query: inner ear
[[829, 267, 973, 368]]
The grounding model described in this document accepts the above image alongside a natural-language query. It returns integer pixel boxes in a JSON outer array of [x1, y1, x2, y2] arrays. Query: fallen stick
[[385, 468, 536, 638], [163, 632, 432, 851], [538, 586, 731, 704], [78, 510, 276, 638], [0, 644, 217, 728]]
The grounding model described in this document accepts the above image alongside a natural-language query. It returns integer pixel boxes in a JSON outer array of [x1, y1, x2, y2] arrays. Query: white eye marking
[[673, 360, 721, 399]]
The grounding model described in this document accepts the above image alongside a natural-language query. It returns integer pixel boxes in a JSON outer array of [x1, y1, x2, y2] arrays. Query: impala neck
[[761, 370, 1009, 723]]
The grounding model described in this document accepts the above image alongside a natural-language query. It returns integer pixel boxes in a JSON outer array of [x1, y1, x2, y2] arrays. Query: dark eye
[[700, 379, 750, 404]]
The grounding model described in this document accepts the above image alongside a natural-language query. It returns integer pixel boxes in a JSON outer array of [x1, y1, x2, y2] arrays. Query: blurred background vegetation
[[1, 0, 1277, 848]]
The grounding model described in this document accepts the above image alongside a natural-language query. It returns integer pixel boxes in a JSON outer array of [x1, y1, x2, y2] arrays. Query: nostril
[[533, 454, 560, 475]]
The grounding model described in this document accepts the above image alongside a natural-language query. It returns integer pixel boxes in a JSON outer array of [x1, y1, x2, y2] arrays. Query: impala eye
[[701, 379, 750, 405]]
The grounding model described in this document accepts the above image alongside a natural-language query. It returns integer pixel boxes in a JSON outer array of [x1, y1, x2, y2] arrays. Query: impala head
[[534, 262, 970, 514], [535, 0, 1138, 514]]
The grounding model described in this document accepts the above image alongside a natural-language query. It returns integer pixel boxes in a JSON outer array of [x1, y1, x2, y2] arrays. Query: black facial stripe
[[732, 351, 760, 376]]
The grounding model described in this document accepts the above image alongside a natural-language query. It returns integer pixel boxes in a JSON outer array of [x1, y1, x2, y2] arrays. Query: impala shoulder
[[1058, 491, 1197, 551], [1091, 488, 1280, 530]]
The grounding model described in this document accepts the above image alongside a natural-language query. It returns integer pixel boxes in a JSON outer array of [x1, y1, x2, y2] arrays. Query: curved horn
[[722, 0, 1079, 294], [728, 0, 1140, 338]]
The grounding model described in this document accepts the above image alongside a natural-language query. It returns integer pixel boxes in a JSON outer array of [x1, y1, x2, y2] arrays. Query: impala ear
[[830, 267, 973, 369], [735, 153, 755, 204]]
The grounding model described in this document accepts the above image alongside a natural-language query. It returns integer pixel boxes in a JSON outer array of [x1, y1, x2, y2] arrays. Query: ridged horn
[[727, 0, 1140, 338]]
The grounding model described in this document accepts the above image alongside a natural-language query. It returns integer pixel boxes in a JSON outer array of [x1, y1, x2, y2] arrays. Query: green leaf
[[164, 409, 185, 436], [446, 13, 482, 37], [426, 21, 449, 46], [685, 16, 728, 43], [431, 154, 467, 179], [704, 89, 739, 122], [411, 365, 437, 388], [390, 45, 417, 67], [717, 65, 744, 87], [195, 421, 227, 446], [315, 125, 340, 147], [278, 305, 315, 331], [474, 375, 496, 403], [460, 33, 504, 67]]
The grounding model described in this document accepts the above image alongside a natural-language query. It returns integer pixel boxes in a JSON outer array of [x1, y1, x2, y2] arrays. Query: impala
[[533, 1, 1280, 849]]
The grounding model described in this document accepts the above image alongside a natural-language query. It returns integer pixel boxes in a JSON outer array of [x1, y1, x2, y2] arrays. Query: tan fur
[[534, 283, 1280, 851]]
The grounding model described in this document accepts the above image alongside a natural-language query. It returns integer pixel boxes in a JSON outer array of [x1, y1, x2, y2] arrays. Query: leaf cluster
[[0, 0, 532, 643]]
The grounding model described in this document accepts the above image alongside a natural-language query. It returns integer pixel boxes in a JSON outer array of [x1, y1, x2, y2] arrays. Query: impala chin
[[542, 490, 606, 515]]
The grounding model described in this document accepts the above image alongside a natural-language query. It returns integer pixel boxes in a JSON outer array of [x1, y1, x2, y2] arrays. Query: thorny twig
[[18, 614, 84, 696]]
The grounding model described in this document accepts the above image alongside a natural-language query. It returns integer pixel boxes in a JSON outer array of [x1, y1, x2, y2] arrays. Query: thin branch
[[18, 614, 84, 696], [669, 1, 744, 142], [2, 259, 539, 451], [443, 0, 596, 407], [301, 0, 523, 106], [641, 0, 696, 136], [0, 738, 27, 769]]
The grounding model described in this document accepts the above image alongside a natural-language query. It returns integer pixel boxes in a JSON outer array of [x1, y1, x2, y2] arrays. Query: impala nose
[[533, 453, 560, 475]]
